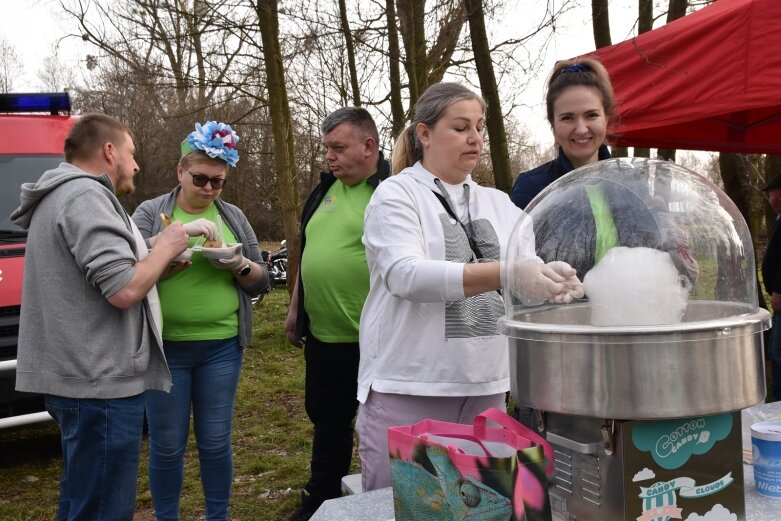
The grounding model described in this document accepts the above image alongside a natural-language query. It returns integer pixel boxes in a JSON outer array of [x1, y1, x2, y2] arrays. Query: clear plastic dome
[[502, 157, 760, 329]]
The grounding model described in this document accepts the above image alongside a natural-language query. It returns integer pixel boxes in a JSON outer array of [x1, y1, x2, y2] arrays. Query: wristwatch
[[235, 261, 252, 277]]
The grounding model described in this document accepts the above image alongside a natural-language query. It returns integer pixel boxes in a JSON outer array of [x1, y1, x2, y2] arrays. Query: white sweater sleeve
[[363, 179, 466, 303]]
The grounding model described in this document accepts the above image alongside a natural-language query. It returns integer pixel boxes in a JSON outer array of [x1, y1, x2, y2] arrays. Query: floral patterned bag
[[387, 407, 553, 521]]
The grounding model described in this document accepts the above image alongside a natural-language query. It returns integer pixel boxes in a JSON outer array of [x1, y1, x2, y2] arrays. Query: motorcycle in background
[[261, 239, 288, 287]]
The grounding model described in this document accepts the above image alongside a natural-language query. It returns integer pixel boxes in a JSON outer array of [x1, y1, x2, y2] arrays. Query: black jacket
[[293, 152, 390, 341], [511, 144, 612, 209]]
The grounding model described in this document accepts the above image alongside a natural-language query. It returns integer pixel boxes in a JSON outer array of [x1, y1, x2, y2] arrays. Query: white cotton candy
[[583, 246, 689, 326]]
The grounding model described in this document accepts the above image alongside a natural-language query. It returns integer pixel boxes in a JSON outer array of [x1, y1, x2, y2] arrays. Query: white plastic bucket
[[751, 421, 781, 497]]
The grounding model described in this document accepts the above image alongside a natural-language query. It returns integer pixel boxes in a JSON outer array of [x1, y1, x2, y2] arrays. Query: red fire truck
[[0, 93, 76, 429]]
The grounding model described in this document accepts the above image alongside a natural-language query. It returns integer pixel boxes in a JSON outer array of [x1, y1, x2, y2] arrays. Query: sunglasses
[[187, 170, 226, 189]]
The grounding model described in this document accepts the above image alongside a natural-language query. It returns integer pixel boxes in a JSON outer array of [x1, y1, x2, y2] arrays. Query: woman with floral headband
[[132, 121, 270, 521], [510, 58, 615, 210]]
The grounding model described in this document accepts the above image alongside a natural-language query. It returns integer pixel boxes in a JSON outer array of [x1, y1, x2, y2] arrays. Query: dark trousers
[[303, 335, 360, 500], [771, 312, 781, 401]]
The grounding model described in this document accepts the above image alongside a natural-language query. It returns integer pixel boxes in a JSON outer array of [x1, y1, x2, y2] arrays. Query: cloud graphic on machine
[[633, 468, 656, 482], [683, 504, 736, 521]]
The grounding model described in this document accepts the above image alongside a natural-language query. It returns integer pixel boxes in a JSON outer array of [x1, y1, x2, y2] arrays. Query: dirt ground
[[133, 508, 156, 521]]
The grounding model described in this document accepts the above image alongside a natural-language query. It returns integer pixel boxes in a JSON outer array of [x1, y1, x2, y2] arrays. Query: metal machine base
[[542, 411, 745, 521]]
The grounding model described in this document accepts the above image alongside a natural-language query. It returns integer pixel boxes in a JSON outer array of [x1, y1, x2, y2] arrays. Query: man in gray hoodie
[[11, 113, 189, 521]]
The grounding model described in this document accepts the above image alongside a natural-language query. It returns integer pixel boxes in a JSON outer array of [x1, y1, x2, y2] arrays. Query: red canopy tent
[[583, 0, 781, 154]]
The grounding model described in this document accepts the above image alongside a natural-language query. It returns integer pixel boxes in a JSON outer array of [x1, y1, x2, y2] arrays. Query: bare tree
[[590, 0, 629, 157], [632, 0, 653, 158], [386, 0, 405, 138], [591, 0, 612, 49], [255, 0, 301, 287], [36, 52, 77, 92], [668, 0, 689, 20], [638, 0, 653, 33], [60, 0, 591, 244], [763, 156, 781, 233], [396, 0, 467, 108], [0, 38, 24, 93], [657, 0, 689, 162], [63, 0, 251, 119], [338, 0, 361, 106], [465, 0, 512, 192]]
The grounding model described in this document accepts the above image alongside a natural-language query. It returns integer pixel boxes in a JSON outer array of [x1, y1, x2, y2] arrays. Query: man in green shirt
[[284, 107, 389, 520]]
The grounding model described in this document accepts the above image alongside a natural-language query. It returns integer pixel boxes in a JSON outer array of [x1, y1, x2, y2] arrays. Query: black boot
[[285, 490, 324, 521]]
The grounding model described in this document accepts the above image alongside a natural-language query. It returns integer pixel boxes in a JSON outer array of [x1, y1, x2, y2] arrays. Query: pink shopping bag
[[388, 407, 553, 521]]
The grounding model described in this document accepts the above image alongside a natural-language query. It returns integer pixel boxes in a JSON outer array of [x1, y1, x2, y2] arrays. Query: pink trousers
[[355, 390, 506, 491]]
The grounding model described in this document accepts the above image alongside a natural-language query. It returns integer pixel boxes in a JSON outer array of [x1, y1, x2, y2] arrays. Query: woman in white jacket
[[356, 82, 583, 490]]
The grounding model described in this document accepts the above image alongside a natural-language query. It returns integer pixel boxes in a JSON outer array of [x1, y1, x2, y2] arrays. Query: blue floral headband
[[561, 63, 590, 74], [180, 121, 240, 167]]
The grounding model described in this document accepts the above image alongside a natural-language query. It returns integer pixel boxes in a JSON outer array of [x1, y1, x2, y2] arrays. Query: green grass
[[0, 289, 346, 520]]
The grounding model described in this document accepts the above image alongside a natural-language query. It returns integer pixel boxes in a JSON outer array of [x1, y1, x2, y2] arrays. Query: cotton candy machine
[[498, 158, 770, 521]]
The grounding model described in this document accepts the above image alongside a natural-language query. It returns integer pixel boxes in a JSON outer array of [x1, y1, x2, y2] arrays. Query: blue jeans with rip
[[146, 337, 243, 521], [45, 393, 146, 521]]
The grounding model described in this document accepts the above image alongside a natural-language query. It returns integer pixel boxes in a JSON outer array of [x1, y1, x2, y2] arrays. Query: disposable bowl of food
[[199, 243, 242, 260]]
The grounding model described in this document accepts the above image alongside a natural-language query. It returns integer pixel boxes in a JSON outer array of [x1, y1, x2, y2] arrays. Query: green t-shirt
[[301, 179, 374, 342], [585, 184, 619, 265], [158, 204, 239, 341]]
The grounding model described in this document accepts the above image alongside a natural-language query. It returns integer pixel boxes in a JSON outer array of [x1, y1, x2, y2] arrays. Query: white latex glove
[[207, 244, 246, 271], [545, 261, 585, 303], [182, 218, 218, 240], [503, 259, 574, 306]]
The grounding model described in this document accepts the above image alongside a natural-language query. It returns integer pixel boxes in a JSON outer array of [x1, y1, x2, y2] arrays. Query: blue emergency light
[[0, 92, 71, 114]]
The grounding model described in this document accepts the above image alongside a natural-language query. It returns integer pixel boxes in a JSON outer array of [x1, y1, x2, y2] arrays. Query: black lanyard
[[431, 190, 486, 261]]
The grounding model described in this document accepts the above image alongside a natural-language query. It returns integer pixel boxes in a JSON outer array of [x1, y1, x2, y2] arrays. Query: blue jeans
[[45, 393, 146, 521], [146, 337, 242, 521]]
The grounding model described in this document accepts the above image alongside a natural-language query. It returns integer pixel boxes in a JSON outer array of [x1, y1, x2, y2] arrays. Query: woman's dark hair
[[545, 58, 616, 127]]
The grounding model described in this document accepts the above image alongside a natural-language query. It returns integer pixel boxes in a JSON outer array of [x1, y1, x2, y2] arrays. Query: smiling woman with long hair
[[511, 58, 616, 210]]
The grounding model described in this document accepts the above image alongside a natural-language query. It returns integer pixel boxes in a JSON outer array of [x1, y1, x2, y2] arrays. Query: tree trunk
[[592, 0, 612, 49], [397, 0, 427, 108], [656, 0, 688, 161], [256, 0, 301, 292], [718, 153, 753, 302], [386, 0, 406, 138], [638, 0, 653, 33], [465, 0, 512, 192], [667, 0, 688, 21], [720, 153, 752, 228], [424, 2, 467, 86], [338, 0, 361, 106], [592, 0, 620, 155], [397, 0, 466, 109], [764, 155, 781, 235], [632, 0, 653, 158]]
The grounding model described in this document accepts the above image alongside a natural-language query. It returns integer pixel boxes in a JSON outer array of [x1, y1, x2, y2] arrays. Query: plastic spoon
[[216, 215, 226, 247], [192, 236, 206, 251]]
